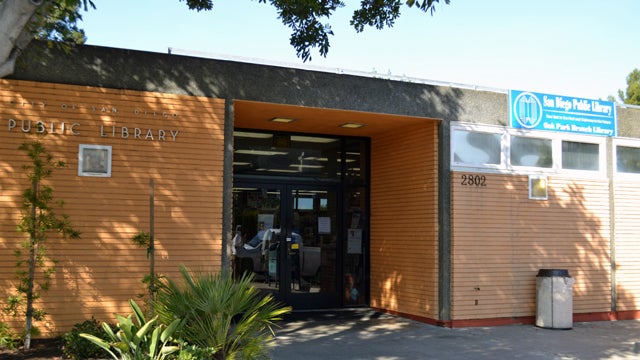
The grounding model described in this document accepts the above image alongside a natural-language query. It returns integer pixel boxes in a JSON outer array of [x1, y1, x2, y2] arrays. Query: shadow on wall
[[0, 78, 224, 335], [541, 181, 615, 317], [3, 40, 474, 333], [450, 173, 622, 323], [12, 41, 470, 122]]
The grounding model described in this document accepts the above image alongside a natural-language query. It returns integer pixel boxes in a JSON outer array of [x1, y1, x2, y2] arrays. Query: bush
[[155, 266, 291, 359], [79, 299, 182, 360], [0, 321, 19, 350], [63, 317, 115, 359]]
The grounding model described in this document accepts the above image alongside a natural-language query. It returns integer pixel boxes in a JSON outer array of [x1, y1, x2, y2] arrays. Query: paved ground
[[270, 310, 640, 360]]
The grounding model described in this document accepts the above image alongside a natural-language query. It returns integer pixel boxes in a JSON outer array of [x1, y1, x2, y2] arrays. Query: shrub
[[80, 299, 182, 360], [0, 321, 19, 350], [63, 317, 115, 359], [155, 266, 291, 359]]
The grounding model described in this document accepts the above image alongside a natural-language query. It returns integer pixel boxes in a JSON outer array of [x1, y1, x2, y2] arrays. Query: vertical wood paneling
[[0, 79, 225, 335], [370, 121, 439, 320], [451, 173, 611, 320]]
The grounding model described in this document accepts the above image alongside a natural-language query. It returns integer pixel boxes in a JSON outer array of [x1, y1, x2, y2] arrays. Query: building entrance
[[233, 183, 340, 308], [232, 131, 369, 309]]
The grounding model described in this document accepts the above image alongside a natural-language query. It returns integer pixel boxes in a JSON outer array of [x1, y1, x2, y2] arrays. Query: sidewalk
[[270, 310, 640, 360]]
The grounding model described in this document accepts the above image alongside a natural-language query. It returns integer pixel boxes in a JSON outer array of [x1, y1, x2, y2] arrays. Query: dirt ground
[[0, 339, 64, 360]]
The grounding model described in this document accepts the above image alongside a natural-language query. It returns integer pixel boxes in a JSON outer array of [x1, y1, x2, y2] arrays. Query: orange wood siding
[[0, 79, 225, 335], [370, 121, 439, 320], [451, 173, 611, 320], [614, 178, 640, 311]]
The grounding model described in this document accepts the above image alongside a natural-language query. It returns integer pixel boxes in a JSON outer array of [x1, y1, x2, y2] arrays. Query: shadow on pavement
[[271, 309, 640, 360]]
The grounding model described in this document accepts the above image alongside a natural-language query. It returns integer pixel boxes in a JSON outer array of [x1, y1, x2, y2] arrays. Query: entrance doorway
[[233, 183, 340, 308], [232, 131, 369, 309]]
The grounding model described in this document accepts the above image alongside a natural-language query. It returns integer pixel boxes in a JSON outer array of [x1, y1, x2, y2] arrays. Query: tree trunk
[[24, 179, 39, 350], [0, 0, 42, 78], [149, 178, 155, 316]]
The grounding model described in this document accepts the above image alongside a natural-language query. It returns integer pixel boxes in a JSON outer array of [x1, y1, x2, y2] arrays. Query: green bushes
[[155, 266, 291, 359], [77, 267, 291, 359], [0, 321, 19, 350], [80, 299, 182, 360], [62, 317, 116, 359]]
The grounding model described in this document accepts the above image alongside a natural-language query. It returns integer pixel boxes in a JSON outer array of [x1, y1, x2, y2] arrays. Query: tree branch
[[0, 0, 43, 77]]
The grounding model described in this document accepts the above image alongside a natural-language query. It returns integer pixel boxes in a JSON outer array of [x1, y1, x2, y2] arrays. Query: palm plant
[[154, 266, 291, 359]]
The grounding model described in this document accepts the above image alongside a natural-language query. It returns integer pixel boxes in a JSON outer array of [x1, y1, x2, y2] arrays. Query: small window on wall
[[78, 144, 112, 177], [616, 145, 640, 174], [510, 136, 552, 168], [452, 129, 501, 166], [529, 175, 548, 200], [561, 141, 599, 171]]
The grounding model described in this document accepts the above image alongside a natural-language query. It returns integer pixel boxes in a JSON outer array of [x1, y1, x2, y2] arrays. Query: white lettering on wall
[[8, 119, 80, 135], [100, 125, 180, 141], [6, 97, 182, 142]]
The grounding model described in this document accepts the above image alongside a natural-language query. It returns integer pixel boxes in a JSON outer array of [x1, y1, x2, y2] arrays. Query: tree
[[0, 0, 94, 77], [5, 141, 80, 350], [0, 0, 449, 77], [618, 68, 640, 105]]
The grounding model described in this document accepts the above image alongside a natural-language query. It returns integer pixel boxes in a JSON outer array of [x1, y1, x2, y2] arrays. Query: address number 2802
[[460, 174, 487, 187]]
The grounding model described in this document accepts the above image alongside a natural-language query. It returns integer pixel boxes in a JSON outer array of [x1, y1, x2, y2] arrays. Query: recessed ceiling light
[[270, 117, 296, 123], [234, 131, 272, 139], [235, 149, 288, 156], [340, 123, 366, 129], [291, 135, 337, 143]]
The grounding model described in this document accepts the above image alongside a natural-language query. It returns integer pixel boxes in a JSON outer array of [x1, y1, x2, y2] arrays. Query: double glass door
[[233, 182, 340, 308]]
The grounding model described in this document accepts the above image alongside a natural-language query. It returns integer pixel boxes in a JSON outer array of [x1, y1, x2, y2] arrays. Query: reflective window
[[617, 145, 640, 173], [452, 130, 501, 166], [510, 136, 552, 168], [562, 141, 599, 171], [233, 131, 341, 178]]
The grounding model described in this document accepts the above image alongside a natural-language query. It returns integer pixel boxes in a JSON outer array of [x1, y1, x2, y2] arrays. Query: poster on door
[[318, 217, 331, 234], [348, 229, 362, 254]]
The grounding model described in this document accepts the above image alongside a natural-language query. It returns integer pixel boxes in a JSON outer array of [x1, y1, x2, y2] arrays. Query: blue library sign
[[509, 90, 616, 137]]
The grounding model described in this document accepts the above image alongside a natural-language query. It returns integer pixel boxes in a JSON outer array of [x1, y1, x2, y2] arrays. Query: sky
[[80, 0, 639, 101]]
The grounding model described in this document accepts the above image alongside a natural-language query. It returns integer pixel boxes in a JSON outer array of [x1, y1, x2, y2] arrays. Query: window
[[510, 136, 552, 168], [233, 131, 341, 178], [78, 144, 112, 177], [561, 141, 599, 171], [451, 123, 606, 175], [529, 175, 548, 200], [452, 129, 501, 166], [616, 145, 640, 174]]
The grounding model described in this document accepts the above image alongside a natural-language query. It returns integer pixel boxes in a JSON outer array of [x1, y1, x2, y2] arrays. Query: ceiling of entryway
[[234, 100, 436, 137]]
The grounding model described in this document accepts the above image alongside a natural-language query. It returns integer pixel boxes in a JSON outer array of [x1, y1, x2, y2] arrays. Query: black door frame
[[233, 179, 343, 309]]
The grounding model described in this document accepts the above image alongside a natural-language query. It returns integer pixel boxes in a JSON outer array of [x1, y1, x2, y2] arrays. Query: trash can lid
[[537, 269, 570, 277]]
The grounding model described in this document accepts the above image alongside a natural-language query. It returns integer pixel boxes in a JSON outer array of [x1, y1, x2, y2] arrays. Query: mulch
[[0, 338, 64, 360]]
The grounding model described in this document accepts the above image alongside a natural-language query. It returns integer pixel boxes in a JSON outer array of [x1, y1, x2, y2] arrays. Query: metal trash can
[[535, 269, 574, 329]]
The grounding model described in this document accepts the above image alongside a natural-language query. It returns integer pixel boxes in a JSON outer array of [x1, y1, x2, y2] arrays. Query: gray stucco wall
[[9, 42, 638, 135], [617, 106, 640, 138], [12, 42, 505, 125]]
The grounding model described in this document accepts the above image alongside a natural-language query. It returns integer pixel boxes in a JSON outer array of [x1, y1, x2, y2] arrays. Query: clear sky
[[80, 0, 638, 101]]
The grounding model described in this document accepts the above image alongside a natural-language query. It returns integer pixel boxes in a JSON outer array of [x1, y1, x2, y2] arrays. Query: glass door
[[284, 185, 339, 308], [232, 183, 340, 308]]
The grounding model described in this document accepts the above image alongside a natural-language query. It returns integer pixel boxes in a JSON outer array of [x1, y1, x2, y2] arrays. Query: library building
[[2, 42, 640, 335]]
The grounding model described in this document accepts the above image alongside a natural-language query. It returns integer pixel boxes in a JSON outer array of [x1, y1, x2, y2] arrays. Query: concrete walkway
[[270, 310, 640, 360]]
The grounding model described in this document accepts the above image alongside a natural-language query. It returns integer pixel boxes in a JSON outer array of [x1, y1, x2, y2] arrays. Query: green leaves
[[172, 0, 450, 61], [264, 0, 344, 61], [31, 0, 96, 44], [80, 299, 182, 360], [155, 266, 291, 359], [9, 140, 80, 349], [618, 68, 640, 105], [351, 0, 402, 32], [178, 0, 213, 11]]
